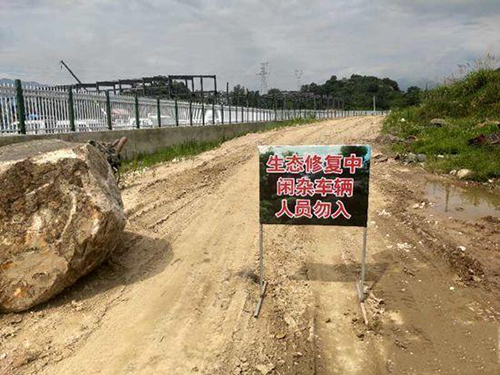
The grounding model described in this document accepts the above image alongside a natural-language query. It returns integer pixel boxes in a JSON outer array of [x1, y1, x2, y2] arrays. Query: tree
[[232, 84, 247, 105], [405, 86, 422, 106]]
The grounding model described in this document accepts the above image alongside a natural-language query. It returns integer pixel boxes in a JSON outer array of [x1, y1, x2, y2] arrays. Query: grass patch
[[121, 117, 318, 173], [382, 69, 500, 181]]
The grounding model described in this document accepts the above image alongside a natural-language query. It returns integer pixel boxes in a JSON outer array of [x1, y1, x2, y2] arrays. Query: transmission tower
[[295, 69, 304, 91], [257, 62, 269, 94]]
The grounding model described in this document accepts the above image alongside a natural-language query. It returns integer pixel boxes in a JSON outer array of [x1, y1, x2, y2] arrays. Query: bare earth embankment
[[1, 117, 499, 375]]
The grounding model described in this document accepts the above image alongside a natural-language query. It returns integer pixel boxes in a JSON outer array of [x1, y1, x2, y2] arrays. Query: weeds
[[383, 68, 500, 181], [121, 117, 318, 173]]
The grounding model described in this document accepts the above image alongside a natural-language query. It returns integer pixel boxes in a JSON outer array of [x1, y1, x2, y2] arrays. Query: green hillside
[[383, 69, 500, 181]]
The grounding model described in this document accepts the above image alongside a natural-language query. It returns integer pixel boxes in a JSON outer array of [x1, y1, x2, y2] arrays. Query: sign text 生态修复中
[[259, 145, 371, 227]]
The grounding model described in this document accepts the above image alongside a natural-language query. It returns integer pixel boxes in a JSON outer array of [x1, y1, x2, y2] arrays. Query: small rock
[[416, 154, 427, 162], [472, 275, 482, 283], [377, 209, 391, 217], [403, 267, 415, 276], [70, 300, 84, 311], [275, 332, 286, 340], [457, 169, 472, 179], [457, 246, 466, 252], [10, 315, 23, 324], [255, 363, 275, 375], [395, 339, 407, 349], [325, 318, 331, 323], [406, 152, 417, 163], [376, 134, 404, 144], [450, 286, 455, 291], [450, 170, 457, 175], [0, 353, 7, 360], [396, 242, 412, 252], [429, 118, 448, 127]]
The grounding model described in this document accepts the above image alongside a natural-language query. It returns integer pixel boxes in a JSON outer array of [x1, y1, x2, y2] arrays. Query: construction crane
[[60, 60, 87, 91]]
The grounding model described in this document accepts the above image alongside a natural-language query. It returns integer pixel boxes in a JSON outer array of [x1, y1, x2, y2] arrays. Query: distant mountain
[[0, 78, 49, 88]]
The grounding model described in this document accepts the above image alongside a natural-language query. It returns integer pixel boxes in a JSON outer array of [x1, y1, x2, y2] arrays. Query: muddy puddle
[[425, 180, 500, 221]]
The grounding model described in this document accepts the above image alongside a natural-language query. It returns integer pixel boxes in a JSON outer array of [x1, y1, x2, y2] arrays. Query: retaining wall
[[0, 121, 291, 161]]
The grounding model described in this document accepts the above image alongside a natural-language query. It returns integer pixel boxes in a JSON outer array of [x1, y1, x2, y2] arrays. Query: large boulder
[[0, 140, 126, 312]]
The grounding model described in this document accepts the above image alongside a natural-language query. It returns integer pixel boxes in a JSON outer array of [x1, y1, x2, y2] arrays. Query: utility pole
[[294, 69, 304, 91], [257, 62, 269, 95]]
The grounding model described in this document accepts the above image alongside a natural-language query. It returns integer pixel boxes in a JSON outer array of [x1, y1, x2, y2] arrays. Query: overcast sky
[[1, 0, 499, 91]]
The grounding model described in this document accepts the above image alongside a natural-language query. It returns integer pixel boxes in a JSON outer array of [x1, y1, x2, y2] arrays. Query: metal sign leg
[[254, 223, 267, 317], [356, 226, 368, 302]]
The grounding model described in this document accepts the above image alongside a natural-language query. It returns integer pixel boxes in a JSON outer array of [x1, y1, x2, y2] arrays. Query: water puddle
[[424, 180, 500, 221]]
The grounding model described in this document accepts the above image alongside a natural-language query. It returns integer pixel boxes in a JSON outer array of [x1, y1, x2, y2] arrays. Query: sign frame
[[254, 145, 371, 317]]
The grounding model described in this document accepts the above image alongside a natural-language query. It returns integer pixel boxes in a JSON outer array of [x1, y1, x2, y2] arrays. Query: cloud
[[0, 0, 499, 90]]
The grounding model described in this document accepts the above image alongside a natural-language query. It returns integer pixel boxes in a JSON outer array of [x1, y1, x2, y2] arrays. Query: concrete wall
[[0, 122, 284, 161]]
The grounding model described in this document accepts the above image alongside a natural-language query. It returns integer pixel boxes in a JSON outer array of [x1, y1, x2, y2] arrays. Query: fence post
[[157, 97, 161, 128], [202, 101, 205, 126], [189, 99, 193, 126], [212, 100, 215, 125], [67, 87, 75, 132], [213, 79, 217, 125], [175, 98, 179, 126], [105, 91, 112, 130], [274, 98, 277, 122], [221, 103, 224, 124], [201, 78, 205, 126], [14, 79, 26, 134], [134, 94, 140, 129]]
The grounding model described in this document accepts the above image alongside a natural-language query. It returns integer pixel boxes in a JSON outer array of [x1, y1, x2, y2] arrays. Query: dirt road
[[1, 117, 499, 375]]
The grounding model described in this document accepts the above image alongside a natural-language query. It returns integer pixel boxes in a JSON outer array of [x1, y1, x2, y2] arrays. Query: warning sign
[[258, 145, 371, 227]]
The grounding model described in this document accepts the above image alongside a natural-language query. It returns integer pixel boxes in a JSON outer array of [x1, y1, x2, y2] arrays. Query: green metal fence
[[0, 81, 388, 135]]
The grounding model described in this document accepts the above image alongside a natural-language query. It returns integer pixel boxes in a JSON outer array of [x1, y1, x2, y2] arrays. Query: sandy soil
[[1, 116, 499, 375]]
